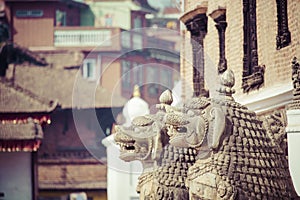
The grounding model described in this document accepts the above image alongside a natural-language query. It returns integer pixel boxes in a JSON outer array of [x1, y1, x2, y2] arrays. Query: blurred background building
[[0, 0, 180, 199]]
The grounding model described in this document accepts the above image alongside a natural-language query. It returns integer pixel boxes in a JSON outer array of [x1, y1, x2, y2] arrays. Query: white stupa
[[102, 85, 149, 200], [122, 85, 150, 127]]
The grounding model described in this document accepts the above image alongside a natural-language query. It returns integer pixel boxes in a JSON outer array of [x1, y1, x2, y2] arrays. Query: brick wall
[[180, 29, 194, 99], [223, 0, 243, 97], [181, 0, 300, 101]]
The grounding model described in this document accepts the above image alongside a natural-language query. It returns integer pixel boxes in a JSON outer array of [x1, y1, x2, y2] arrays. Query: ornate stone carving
[[242, 64, 265, 93], [262, 110, 288, 156], [115, 69, 298, 199], [115, 91, 195, 199], [154, 144, 197, 200], [290, 57, 300, 109], [114, 113, 167, 199], [164, 70, 297, 199]]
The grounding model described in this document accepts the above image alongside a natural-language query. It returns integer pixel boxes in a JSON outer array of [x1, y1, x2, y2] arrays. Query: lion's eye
[[176, 127, 187, 133]]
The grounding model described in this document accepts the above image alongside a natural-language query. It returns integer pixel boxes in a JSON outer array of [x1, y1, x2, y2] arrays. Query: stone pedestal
[[286, 109, 300, 196]]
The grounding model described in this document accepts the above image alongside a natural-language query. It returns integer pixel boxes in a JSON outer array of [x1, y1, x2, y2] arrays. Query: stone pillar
[[210, 10, 227, 74], [181, 10, 208, 97], [214, 14, 227, 73], [286, 57, 300, 196]]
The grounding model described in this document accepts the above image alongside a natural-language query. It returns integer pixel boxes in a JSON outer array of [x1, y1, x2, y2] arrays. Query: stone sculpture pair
[[114, 69, 298, 199]]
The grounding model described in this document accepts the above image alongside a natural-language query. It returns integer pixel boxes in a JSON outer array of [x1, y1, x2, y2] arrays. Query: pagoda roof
[[0, 78, 57, 113]]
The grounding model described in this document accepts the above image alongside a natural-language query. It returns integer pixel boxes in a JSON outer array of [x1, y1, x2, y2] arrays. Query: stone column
[[286, 57, 300, 196], [215, 15, 227, 73], [184, 14, 208, 97], [210, 9, 227, 74]]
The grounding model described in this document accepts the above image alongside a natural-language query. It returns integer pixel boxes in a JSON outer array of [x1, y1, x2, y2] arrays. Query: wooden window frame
[[82, 59, 97, 81], [242, 0, 265, 93], [16, 10, 43, 18], [276, 0, 291, 50]]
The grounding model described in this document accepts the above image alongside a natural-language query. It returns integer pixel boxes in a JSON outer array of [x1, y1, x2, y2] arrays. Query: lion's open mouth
[[116, 141, 136, 153]]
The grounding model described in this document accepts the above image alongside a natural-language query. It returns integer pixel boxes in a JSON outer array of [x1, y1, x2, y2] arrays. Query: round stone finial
[[217, 69, 236, 100], [159, 89, 173, 105], [220, 68, 235, 88]]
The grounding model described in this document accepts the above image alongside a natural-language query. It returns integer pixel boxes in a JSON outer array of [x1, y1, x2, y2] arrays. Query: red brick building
[[4, 0, 180, 106], [11, 58, 126, 199], [1, 1, 180, 199]]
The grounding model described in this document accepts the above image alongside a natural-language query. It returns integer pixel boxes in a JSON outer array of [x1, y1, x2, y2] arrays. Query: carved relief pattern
[[261, 110, 288, 157], [154, 145, 197, 199], [242, 0, 265, 92], [185, 14, 208, 97], [176, 98, 296, 199], [276, 0, 291, 49], [115, 69, 298, 199], [242, 64, 265, 93], [290, 57, 300, 109]]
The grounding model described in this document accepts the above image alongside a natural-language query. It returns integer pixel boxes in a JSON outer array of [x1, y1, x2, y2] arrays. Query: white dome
[[122, 86, 149, 127]]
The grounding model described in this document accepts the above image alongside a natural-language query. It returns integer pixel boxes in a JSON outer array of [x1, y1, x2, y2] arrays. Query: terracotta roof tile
[[0, 120, 43, 140], [0, 78, 57, 113], [14, 65, 126, 109], [0, 119, 43, 151]]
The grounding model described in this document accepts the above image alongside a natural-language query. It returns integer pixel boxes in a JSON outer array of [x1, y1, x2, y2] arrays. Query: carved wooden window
[[276, 0, 291, 49], [185, 14, 208, 97], [242, 0, 265, 93]]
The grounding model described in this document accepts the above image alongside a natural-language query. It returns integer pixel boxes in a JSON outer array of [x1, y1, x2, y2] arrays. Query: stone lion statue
[[115, 69, 298, 200]]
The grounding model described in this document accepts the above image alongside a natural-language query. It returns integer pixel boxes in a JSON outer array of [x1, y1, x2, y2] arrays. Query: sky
[[148, 0, 174, 9]]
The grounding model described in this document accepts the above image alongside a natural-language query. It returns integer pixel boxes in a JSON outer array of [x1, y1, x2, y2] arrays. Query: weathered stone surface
[[115, 70, 298, 199], [162, 68, 298, 199], [114, 112, 167, 199]]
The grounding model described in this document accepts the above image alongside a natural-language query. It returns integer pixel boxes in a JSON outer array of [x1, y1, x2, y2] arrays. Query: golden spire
[[133, 85, 141, 97]]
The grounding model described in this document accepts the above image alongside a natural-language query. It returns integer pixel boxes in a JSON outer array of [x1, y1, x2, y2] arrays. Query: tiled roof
[[0, 120, 43, 140], [14, 64, 127, 109], [38, 162, 107, 190], [10, 43, 48, 66], [0, 119, 43, 151], [0, 78, 57, 113]]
